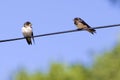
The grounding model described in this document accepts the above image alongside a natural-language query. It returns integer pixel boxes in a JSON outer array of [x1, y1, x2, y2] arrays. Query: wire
[[0, 24, 120, 43]]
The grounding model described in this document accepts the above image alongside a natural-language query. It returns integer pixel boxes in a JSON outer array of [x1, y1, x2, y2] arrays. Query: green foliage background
[[14, 43, 120, 80]]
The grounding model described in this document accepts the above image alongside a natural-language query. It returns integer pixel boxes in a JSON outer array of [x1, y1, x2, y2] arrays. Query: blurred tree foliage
[[92, 43, 120, 80], [14, 43, 120, 80]]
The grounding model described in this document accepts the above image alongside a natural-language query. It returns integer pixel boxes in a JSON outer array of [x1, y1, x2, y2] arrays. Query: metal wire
[[0, 24, 120, 43]]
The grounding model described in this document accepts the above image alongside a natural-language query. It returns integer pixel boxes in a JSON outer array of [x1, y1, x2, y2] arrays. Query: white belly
[[77, 23, 87, 29], [22, 27, 32, 37]]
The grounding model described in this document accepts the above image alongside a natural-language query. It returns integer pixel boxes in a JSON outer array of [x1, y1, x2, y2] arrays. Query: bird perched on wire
[[74, 17, 96, 34], [22, 21, 35, 45]]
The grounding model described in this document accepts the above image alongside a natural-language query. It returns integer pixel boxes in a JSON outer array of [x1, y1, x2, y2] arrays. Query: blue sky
[[0, 0, 120, 80]]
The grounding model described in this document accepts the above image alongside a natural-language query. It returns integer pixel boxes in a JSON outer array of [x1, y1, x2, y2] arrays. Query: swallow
[[22, 21, 35, 45], [74, 17, 96, 34]]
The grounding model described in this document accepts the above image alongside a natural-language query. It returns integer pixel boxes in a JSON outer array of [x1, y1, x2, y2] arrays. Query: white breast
[[77, 23, 87, 29], [22, 27, 32, 37]]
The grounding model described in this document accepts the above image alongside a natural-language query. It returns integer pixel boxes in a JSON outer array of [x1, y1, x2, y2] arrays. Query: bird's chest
[[77, 23, 87, 29], [22, 27, 32, 36], [24, 28, 32, 32]]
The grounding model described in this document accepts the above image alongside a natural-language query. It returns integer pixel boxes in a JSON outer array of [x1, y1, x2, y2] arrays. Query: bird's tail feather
[[26, 37, 32, 45], [87, 29, 96, 35]]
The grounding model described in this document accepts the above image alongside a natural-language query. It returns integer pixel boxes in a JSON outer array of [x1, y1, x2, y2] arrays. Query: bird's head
[[24, 21, 32, 27], [73, 17, 82, 22], [73, 17, 83, 25]]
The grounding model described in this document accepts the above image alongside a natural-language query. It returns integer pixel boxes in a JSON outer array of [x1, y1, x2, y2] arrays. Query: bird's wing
[[81, 19, 96, 34], [80, 19, 91, 28], [31, 29, 35, 44]]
